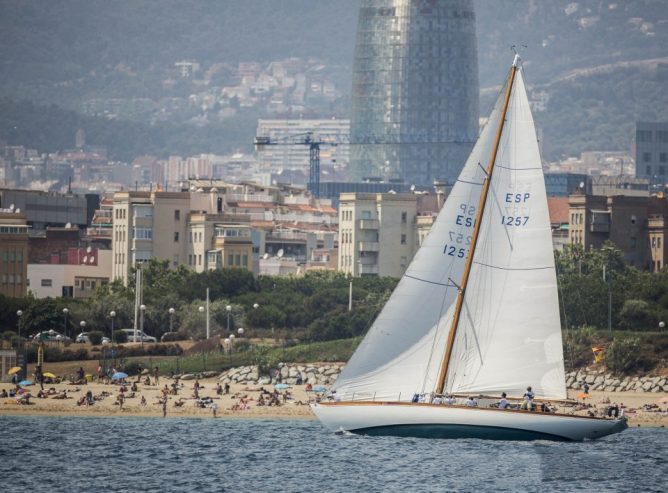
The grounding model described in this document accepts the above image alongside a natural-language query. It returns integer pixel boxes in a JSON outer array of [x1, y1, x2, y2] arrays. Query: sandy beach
[[0, 375, 665, 428]]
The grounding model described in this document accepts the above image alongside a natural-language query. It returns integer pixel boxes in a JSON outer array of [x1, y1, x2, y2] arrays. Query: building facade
[[635, 122, 668, 181], [349, 0, 479, 186], [0, 210, 29, 297], [338, 192, 417, 277]]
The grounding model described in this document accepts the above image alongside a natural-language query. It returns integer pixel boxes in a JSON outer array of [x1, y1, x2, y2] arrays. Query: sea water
[[1, 416, 665, 492]]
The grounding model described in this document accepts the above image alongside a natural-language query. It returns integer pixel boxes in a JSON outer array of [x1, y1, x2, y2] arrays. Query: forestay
[[445, 69, 566, 400], [331, 82, 510, 402]]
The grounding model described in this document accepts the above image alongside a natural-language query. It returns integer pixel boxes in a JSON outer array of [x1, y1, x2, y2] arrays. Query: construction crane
[[254, 131, 343, 198]]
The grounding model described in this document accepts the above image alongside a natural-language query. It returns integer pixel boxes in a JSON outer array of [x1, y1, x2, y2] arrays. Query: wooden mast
[[435, 59, 519, 395]]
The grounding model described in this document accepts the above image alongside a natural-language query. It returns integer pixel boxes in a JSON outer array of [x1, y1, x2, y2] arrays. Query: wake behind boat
[[312, 56, 627, 441]]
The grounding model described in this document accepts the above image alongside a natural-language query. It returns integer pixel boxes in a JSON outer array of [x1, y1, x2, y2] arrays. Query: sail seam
[[404, 274, 457, 288], [456, 179, 484, 186], [494, 165, 543, 171], [472, 261, 553, 271]]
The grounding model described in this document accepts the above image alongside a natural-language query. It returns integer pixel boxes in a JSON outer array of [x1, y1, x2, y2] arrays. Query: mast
[[435, 57, 520, 395]]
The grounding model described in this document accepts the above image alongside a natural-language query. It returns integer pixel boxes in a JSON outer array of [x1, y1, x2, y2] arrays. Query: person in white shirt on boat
[[432, 395, 442, 405], [465, 396, 477, 407], [443, 395, 457, 405], [521, 386, 535, 410], [498, 392, 509, 409]]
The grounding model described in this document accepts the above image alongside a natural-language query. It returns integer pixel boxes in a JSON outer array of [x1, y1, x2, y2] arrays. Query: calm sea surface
[[1, 416, 665, 492]]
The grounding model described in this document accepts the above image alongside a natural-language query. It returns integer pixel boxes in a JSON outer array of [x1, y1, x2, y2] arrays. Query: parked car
[[160, 331, 181, 342], [31, 330, 71, 343], [75, 332, 110, 344], [121, 329, 157, 343]]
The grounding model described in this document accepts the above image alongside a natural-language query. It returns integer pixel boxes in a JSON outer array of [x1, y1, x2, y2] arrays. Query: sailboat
[[312, 56, 627, 441]]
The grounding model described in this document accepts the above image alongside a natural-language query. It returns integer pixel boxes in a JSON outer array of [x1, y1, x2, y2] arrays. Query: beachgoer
[[224, 382, 230, 395], [77, 367, 85, 382], [194, 380, 200, 391], [0, 389, 7, 398], [212, 402, 218, 418], [216, 383, 223, 395], [153, 367, 159, 385], [498, 392, 509, 409], [35, 364, 44, 391], [140, 395, 147, 406], [583, 382, 590, 395], [162, 398, 167, 417], [465, 396, 477, 407]]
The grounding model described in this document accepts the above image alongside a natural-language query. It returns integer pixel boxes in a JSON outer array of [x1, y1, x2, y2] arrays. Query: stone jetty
[[566, 369, 668, 393]]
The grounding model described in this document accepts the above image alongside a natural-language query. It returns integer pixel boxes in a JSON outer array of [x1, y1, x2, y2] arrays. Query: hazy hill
[[0, 0, 666, 161]]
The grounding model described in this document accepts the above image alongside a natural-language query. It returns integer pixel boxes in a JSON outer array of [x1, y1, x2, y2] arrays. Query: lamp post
[[110, 311, 116, 344], [169, 307, 175, 333], [223, 337, 231, 354], [229, 333, 235, 354], [660, 321, 665, 331], [63, 308, 69, 339], [140, 304, 146, 345], [226, 305, 232, 333], [237, 327, 244, 336], [80, 320, 86, 332], [198, 306, 205, 339], [16, 310, 24, 379]]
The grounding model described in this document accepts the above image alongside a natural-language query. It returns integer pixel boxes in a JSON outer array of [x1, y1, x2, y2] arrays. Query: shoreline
[[2, 377, 666, 428]]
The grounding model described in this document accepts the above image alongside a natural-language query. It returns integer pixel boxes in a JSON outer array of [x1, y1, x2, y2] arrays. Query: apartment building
[[338, 193, 417, 277], [112, 191, 190, 283], [0, 209, 29, 297], [188, 213, 253, 272], [568, 193, 655, 268], [635, 122, 668, 181]]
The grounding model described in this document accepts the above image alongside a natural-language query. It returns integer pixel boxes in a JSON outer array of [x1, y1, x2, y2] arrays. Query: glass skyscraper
[[349, 0, 479, 186]]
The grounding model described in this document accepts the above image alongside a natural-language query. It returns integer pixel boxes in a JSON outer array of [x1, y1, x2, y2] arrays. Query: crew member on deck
[[498, 392, 509, 409], [521, 386, 535, 410]]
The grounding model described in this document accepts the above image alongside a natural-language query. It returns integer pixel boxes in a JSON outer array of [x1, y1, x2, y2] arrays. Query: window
[[362, 210, 372, 219], [188, 254, 192, 265], [643, 152, 651, 163], [243, 254, 248, 266], [660, 153, 667, 163], [652, 237, 656, 248], [228, 254, 234, 266], [189, 232, 193, 243], [637, 130, 652, 143], [657, 130, 668, 143], [401, 211, 407, 223], [198, 254, 202, 266], [235, 254, 241, 266], [659, 237, 662, 248], [647, 165, 652, 175], [174, 210, 181, 221], [661, 166, 666, 176], [41, 279, 52, 287], [174, 232, 180, 242], [401, 234, 407, 245], [132, 228, 153, 240]]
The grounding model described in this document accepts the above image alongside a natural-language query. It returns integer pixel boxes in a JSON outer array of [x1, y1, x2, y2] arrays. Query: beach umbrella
[[312, 385, 327, 393], [42, 372, 56, 379], [19, 380, 33, 386], [8, 366, 21, 375], [112, 372, 128, 380], [275, 383, 291, 390]]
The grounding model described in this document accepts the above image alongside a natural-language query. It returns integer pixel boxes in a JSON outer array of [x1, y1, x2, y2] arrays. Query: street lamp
[[169, 307, 175, 333], [223, 337, 231, 354], [237, 327, 244, 336], [229, 333, 235, 354], [16, 310, 24, 379], [110, 310, 116, 344], [226, 305, 232, 333], [63, 308, 69, 338], [253, 303, 259, 310], [660, 321, 665, 331], [16, 310, 23, 341]]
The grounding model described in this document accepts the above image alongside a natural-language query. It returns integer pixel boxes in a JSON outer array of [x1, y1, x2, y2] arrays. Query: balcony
[[358, 264, 379, 275], [358, 241, 380, 252], [357, 219, 379, 230]]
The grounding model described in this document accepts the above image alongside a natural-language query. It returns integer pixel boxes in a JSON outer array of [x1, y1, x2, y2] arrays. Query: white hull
[[311, 402, 627, 441]]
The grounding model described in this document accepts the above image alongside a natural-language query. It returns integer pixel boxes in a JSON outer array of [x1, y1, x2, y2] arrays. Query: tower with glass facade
[[350, 0, 479, 186]]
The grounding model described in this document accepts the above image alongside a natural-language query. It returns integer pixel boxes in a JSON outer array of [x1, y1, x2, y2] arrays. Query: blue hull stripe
[[352, 423, 572, 441]]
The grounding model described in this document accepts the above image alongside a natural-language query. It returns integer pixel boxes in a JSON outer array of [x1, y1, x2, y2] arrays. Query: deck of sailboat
[[316, 400, 621, 423]]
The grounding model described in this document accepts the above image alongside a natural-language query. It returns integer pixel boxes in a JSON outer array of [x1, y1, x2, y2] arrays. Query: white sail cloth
[[445, 69, 566, 399], [330, 78, 508, 402]]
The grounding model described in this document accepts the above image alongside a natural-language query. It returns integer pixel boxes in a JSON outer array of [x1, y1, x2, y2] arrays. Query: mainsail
[[444, 67, 566, 399], [331, 74, 510, 402]]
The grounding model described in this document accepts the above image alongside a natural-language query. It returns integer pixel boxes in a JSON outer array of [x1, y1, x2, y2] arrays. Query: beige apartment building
[[338, 193, 417, 277], [112, 191, 190, 283], [112, 191, 254, 283], [0, 210, 29, 297]]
